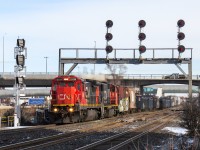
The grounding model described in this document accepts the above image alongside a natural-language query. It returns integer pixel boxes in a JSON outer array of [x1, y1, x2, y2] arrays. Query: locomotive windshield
[[55, 81, 74, 87]]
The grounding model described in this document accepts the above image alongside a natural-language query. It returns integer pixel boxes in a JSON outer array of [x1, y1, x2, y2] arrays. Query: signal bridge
[[58, 47, 193, 98]]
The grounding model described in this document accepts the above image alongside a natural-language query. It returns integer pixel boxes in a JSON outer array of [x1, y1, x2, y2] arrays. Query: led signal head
[[105, 45, 113, 54], [178, 45, 185, 53], [17, 39, 25, 48], [177, 19, 185, 28], [138, 20, 146, 28], [106, 20, 113, 28], [16, 55, 25, 66], [139, 45, 146, 54]]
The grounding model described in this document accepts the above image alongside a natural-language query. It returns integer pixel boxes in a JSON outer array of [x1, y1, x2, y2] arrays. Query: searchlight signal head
[[138, 33, 146, 41], [138, 20, 146, 28], [105, 33, 113, 41], [106, 20, 113, 28], [177, 32, 185, 41], [177, 19, 185, 28], [106, 45, 113, 54], [139, 45, 146, 54], [178, 45, 185, 53]]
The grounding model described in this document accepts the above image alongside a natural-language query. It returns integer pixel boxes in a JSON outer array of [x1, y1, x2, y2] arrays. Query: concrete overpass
[[0, 88, 51, 98], [0, 72, 200, 98], [0, 72, 57, 87], [1, 72, 200, 87]]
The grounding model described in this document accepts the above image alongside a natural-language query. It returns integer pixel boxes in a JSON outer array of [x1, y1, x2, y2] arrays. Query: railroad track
[[0, 109, 174, 150], [0, 124, 56, 136], [76, 112, 180, 150]]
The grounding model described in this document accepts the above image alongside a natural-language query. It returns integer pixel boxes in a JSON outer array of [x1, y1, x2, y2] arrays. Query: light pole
[[44, 57, 48, 74], [3, 36, 4, 74], [94, 41, 96, 74]]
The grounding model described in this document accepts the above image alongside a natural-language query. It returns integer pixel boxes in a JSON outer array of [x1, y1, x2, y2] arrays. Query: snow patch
[[162, 127, 188, 135]]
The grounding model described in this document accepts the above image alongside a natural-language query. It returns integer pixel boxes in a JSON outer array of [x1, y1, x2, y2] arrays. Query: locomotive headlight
[[53, 108, 58, 112], [69, 107, 74, 112]]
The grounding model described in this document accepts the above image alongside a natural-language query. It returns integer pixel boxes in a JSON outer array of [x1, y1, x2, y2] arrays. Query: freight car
[[136, 95, 181, 111], [48, 75, 135, 123], [136, 95, 159, 111]]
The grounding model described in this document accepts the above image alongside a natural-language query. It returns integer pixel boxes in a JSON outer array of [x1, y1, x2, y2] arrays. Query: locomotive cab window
[[67, 81, 74, 87], [57, 81, 74, 87], [59, 82, 66, 87]]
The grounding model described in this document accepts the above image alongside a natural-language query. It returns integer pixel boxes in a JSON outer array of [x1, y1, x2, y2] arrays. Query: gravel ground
[[41, 124, 199, 150], [0, 128, 62, 147], [1, 111, 198, 150]]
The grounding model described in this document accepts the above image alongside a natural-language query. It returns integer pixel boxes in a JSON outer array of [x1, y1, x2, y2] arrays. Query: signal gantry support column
[[14, 39, 27, 127]]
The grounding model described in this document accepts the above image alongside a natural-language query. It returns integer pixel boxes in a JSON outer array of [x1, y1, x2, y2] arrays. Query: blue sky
[[0, 0, 199, 75]]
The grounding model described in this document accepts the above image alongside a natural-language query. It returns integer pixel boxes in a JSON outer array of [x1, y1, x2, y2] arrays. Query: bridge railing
[[106, 74, 200, 80], [0, 72, 200, 80]]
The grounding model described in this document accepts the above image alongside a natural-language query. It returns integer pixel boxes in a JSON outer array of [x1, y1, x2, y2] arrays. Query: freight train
[[48, 75, 181, 123]]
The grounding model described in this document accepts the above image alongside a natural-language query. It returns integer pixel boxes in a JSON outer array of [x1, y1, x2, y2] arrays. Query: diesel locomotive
[[48, 75, 135, 123]]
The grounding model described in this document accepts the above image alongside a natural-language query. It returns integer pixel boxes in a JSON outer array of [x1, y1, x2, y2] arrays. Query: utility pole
[[44, 57, 48, 74]]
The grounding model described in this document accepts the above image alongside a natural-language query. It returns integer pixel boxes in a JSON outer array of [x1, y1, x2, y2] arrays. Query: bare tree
[[180, 97, 200, 136], [105, 64, 127, 85]]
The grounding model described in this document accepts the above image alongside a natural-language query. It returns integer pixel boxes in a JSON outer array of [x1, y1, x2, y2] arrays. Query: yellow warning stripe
[[53, 104, 118, 107]]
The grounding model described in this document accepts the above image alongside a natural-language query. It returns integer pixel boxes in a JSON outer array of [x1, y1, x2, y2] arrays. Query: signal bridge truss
[[58, 48, 193, 99]]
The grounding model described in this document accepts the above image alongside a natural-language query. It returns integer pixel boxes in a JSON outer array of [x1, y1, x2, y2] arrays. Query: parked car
[[163, 73, 186, 79]]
